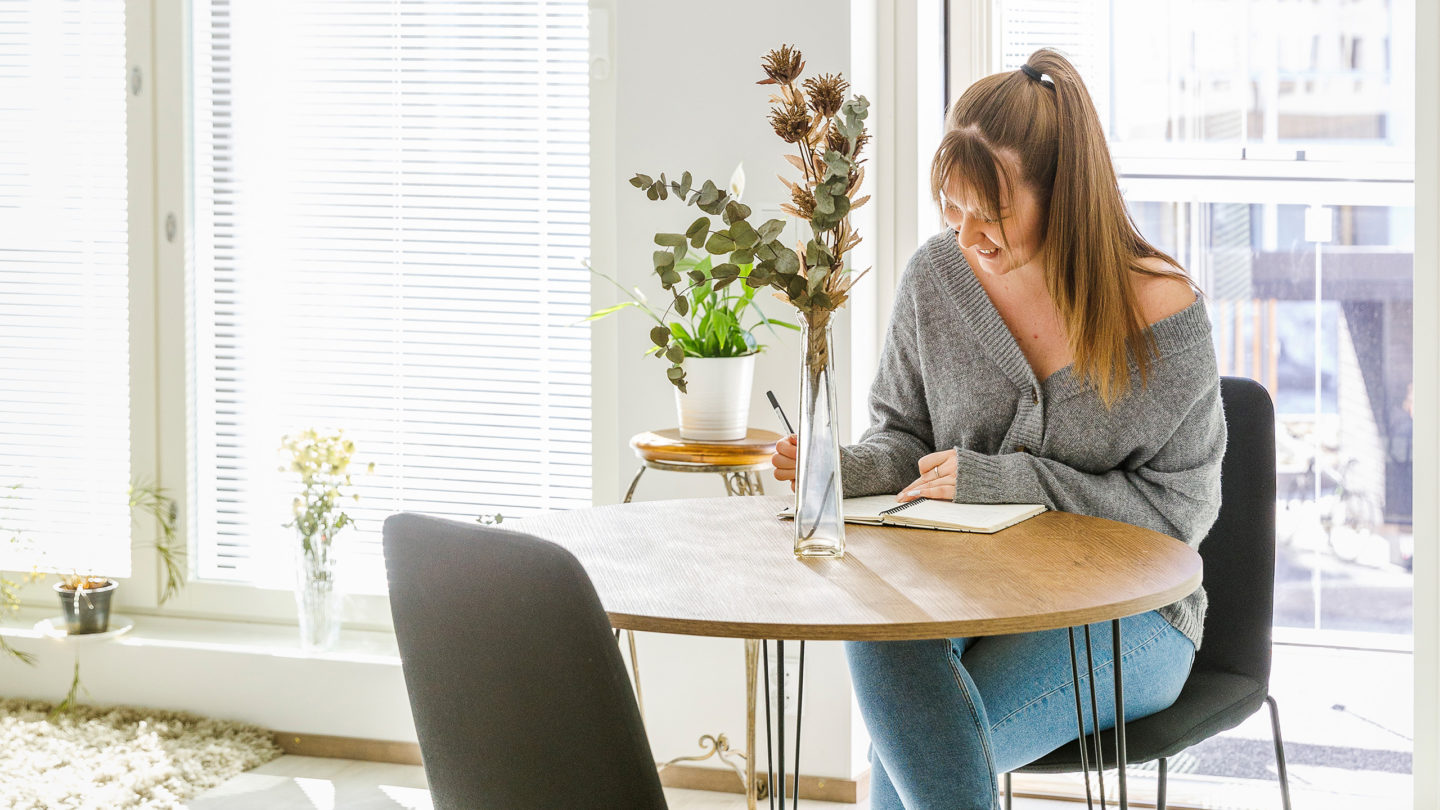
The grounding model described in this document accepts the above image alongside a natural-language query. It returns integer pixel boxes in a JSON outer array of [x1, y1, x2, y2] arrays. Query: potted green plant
[[589, 165, 798, 441], [49, 480, 181, 635]]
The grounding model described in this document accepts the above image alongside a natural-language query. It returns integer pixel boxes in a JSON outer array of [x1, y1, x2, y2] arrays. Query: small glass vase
[[794, 318, 846, 558], [296, 542, 341, 651]]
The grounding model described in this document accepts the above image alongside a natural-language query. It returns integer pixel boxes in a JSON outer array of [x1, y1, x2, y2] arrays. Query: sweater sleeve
[[839, 264, 935, 498], [952, 377, 1226, 545]]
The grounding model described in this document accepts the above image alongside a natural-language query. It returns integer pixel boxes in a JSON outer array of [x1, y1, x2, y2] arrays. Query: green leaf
[[653, 250, 675, 272], [730, 219, 759, 250], [730, 248, 754, 266], [688, 269, 706, 284], [675, 295, 690, 317], [650, 326, 671, 347], [775, 248, 799, 275], [686, 216, 710, 241], [647, 184, 659, 201], [667, 365, 684, 380], [630, 174, 652, 188], [674, 241, 688, 264], [786, 275, 807, 300], [679, 171, 693, 198], [723, 200, 752, 225], [705, 231, 737, 254], [660, 269, 681, 286], [655, 233, 687, 247], [665, 344, 685, 363], [712, 262, 740, 280], [823, 150, 850, 181], [657, 182, 669, 201], [697, 179, 720, 207], [582, 301, 636, 321], [757, 218, 787, 242]]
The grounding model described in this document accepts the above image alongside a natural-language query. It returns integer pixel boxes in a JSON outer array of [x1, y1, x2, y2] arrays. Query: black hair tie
[[1020, 64, 1044, 82]]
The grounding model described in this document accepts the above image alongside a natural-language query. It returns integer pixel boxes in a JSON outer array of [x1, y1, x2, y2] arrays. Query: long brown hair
[[930, 48, 1195, 406]]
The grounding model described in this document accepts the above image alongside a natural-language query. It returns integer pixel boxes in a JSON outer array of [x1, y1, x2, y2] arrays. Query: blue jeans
[[845, 610, 1196, 810]]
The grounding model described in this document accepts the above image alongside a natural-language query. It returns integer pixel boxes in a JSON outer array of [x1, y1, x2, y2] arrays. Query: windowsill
[[0, 606, 401, 666]]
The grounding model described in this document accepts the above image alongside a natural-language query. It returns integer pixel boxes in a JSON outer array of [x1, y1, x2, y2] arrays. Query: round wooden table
[[519, 495, 1202, 809]]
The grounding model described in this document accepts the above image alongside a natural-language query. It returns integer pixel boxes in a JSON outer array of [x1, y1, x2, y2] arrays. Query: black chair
[[383, 513, 668, 810], [1006, 376, 1291, 809]]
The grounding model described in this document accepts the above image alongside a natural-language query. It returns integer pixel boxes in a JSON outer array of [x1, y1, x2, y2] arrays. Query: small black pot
[[55, 580, 118, 635]]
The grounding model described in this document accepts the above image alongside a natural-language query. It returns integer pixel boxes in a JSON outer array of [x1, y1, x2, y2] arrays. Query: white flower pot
[[675, 355, 756, 441]]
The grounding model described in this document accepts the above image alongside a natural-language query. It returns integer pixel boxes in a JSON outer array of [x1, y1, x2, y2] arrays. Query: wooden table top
[[630, 428, 784, 467], [516, 495, 1202, 642]]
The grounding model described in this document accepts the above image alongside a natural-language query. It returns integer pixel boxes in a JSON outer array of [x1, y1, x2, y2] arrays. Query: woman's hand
[[771, 434, 798, 493], [900, 448, 958, 502]]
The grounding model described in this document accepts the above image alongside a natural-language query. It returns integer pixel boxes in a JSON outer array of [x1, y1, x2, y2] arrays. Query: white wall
[[589, 0, 874, 780]]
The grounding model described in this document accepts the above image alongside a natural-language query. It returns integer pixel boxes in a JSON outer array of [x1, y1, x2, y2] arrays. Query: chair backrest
[[383, 513, 668, 810], [1192, 376, 1278, 685]]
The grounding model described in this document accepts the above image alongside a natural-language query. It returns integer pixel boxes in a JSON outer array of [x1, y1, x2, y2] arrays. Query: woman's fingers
[[901, 449, 959, 500], [897, 480, 955, 502], [771, 434, 799, 482]]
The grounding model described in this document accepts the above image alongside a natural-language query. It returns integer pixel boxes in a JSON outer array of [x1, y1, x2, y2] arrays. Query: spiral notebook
[[778, 495, 1046, 534]]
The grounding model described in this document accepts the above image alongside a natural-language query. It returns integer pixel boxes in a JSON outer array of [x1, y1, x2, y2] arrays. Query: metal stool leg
[[1267, 694, 1293, 810], [623, 465, 647, 503], [1003, 772, 1013, 810]]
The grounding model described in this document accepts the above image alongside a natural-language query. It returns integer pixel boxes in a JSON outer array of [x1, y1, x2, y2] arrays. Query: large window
[[963, 0, 1416, 806], [188, 0, 591, 591], [0, 0, 131, 576]]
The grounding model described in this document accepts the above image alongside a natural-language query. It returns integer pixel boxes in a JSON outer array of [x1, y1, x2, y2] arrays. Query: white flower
[[729, 162, 746, 201]]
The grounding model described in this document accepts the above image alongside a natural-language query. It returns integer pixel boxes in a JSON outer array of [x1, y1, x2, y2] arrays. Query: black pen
[[765, 390, 794, 435]]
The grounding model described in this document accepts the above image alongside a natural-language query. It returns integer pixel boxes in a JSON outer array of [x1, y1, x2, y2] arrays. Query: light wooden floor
[[185, 754, 1079, 809]]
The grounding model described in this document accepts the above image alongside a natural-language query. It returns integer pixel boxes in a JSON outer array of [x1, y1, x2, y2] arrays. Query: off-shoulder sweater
[[840, 230, 1226, 649]]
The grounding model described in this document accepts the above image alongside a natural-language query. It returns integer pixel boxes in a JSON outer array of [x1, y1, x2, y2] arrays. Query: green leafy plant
[[280, 428, 373, 571], [627, 44, 870, 390], [589, 165, 797, 391], [129, 480, 183, 605]]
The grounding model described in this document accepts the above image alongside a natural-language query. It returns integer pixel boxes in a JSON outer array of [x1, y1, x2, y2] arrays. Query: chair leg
[[1157, 757, 1167, 810], [1266, 694, 1293, 810], [1003, 772, 1012, 810]]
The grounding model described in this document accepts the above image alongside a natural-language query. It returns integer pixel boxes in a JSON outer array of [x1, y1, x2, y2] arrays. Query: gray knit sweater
[[840, 230, 1225, 650]]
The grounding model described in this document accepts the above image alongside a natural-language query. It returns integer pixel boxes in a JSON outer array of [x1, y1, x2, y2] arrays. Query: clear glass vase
[[794, 319, 846, 558], [296, 542, 341, 651]]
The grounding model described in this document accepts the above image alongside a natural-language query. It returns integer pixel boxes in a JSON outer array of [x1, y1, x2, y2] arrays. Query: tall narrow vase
[[794, 319, 846, 558], [296, 543, 341, 651]]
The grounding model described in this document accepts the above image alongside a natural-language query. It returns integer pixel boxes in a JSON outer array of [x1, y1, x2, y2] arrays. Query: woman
[[771, 49, 1225, 809]]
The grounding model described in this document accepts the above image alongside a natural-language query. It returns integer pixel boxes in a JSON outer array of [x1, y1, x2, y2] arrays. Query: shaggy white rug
[[0, 698, 282, 809]]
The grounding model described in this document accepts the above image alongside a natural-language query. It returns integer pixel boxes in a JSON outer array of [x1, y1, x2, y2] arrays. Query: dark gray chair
[[1007, 376, 1292, 809], [383, 513, 668, 810]]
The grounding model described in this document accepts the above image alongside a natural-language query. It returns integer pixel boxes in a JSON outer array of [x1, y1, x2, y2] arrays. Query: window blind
[[0, 0, 131, 576], [190, 0, 590, 589]]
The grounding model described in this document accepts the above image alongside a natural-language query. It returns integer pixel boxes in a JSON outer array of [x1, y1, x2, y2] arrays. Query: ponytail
[[932, 49, 1194, 406]]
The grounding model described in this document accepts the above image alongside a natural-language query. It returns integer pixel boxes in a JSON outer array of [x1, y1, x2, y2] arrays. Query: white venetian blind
[[0, 0, 131, 576], [190, 0, 590, 589]]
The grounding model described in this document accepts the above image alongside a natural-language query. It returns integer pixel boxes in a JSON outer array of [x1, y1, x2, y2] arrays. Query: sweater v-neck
[[925, 229, 1212, 402]]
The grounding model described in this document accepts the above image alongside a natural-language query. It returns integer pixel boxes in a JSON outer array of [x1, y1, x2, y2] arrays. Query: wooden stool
[[624, 428, 783, 503], [622, 427, 782, 808]]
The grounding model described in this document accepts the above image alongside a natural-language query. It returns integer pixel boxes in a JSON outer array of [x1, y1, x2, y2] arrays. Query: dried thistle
[[759, 44, 805, 85], [782, 186, 816, 220], [803, 74, 849, 118], [769, 100, 812, 144], [824, 126, 848, 157]]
